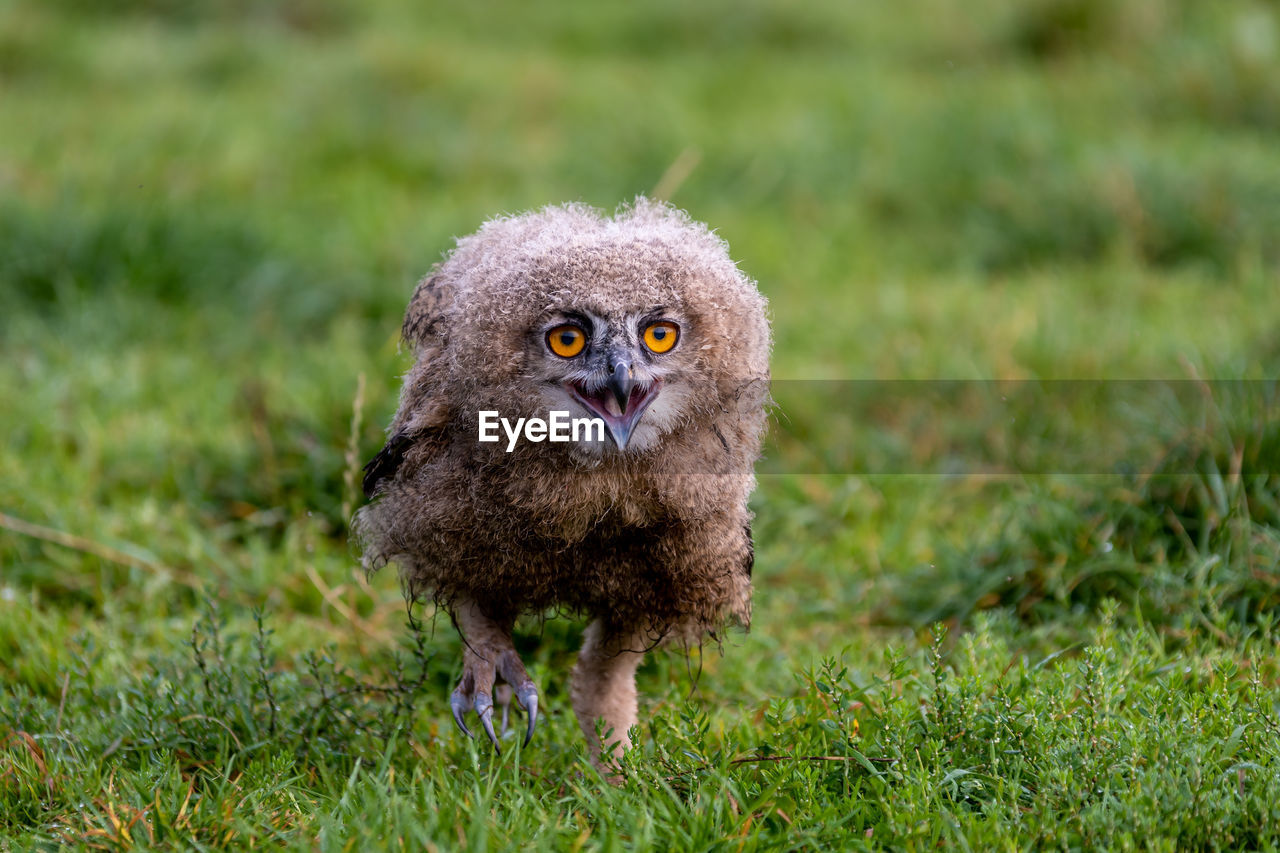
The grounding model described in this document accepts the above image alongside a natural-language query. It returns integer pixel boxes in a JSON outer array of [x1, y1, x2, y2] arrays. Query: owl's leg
[[570, 619, 647, 771], [448, 598, 538, 750]]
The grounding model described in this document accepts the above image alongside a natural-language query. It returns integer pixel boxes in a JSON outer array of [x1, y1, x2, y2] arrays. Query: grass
[[2, 0, 1280, 848]]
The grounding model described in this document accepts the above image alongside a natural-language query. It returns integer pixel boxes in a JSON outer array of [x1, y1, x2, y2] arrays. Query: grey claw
[[480, 712, 500, 750], [500, 702, 510, 735], [474, 693, 500, 750], [450, 689, 473, 738], [516, 683, 539, 747]]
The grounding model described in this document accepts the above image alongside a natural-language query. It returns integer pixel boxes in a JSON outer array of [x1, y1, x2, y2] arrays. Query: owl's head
[[423, 199, 770, 459], [527, 300, 698, 455]]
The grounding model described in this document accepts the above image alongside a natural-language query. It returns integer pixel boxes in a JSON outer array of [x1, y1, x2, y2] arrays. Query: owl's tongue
[[602, 393, 626, 418]]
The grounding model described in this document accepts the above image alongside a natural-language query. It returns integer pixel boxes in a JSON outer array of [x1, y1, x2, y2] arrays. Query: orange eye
[[546, 324, 586, 358], [643, 321, 680, 354]]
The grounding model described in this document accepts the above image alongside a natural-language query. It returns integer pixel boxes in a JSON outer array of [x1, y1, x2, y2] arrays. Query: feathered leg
[[570, 619, 646, 774], [449, 598, 538, 750]]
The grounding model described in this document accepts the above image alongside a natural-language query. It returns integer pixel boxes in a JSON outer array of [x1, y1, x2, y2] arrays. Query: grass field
[[3, 0, 1280, 848]]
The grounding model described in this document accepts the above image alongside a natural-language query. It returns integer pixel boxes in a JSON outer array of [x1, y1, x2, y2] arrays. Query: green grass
[[3, 0, 1280, 848]]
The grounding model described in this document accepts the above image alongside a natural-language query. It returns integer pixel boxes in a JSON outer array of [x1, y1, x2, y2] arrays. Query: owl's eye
[[546, 324, 587, 358], [642, 321, 680, 354]]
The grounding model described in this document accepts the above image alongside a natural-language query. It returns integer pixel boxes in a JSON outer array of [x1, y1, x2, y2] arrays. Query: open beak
[[567, 370, 660, 451]]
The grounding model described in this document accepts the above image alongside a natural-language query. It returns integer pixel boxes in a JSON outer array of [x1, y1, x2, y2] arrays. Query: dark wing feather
[[362, 432, 414, 498], [743, 523, 754, 577]]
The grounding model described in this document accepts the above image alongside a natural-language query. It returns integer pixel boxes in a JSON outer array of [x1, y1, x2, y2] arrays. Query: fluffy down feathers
[[355, 198, 770, 642]]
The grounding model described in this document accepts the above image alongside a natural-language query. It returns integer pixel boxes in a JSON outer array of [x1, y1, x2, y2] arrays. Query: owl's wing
[[361, 433, 413, 498], [362, 274, 454, 498]]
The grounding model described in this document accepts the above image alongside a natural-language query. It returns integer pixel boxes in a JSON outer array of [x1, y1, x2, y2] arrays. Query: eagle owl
[[355, 199, 770, 768]]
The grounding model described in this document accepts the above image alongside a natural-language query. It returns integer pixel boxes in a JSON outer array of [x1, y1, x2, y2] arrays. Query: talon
[[516, 682, 539, 747], [480, 712, 500, 750], [474, 693, 500, 750], [450, 688, 473, 738]]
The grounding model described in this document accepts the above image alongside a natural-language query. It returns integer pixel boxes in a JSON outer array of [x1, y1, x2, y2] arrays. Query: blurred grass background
[[3, 0, 1280, 848]]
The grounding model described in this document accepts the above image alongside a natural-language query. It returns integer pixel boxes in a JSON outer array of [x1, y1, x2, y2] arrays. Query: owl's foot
[[450, 647, 539, 751]]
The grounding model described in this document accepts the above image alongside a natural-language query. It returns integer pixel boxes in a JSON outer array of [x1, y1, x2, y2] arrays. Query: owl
[[355, 198, 770, 769]]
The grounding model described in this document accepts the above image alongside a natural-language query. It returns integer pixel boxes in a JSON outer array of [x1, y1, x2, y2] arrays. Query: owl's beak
[[567, 361, 659, 451], [606, 354, 636, 415]]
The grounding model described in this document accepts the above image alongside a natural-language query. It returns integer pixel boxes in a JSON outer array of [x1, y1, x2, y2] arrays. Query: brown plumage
[[354, 198, 770, 767]]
